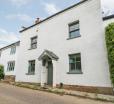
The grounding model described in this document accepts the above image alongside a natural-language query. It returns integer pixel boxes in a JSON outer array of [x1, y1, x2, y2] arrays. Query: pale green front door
[[47, 61, 53, 85]]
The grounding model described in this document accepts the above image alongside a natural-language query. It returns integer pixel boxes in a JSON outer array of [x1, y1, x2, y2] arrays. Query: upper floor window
[[69, 21, 80, 39], [7, 61, 15, 71], [10, 46, 16, 55], [31, 36, 37, 49], [68, 53, 82, 74]]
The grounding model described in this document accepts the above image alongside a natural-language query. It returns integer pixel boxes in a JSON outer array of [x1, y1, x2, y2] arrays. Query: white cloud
[[0, 28, 19, 48], [9, 0, 31, 7], [43, 3, 60, 15], [101, 0, 114, 16], [6, 14, 33, 23]]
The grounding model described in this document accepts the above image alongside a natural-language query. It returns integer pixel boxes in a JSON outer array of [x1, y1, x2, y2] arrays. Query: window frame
[[0, 51, 1, 58], [10, 46, 16, 55], [68, 20, 81, 39], [30, 36, 37, 49], [27, 60, 35, 75], [67, 53, 82, 74], [7, 61, 15, 71]]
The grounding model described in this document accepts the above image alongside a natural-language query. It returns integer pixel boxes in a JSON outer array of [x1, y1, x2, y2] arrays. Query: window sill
[[26, 73, 35, 75], [7, 71, 14, 72], [67, 71, 83, 74], [28, 48, 37, 50], [67, 35, 81, 40]]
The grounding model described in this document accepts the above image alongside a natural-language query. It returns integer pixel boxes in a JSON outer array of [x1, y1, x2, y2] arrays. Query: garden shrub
[[105, 23, 114, 86], [0, 65, 4, 80]]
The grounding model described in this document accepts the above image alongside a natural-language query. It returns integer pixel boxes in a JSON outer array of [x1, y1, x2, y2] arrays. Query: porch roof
[[38, 50, 59, 61]]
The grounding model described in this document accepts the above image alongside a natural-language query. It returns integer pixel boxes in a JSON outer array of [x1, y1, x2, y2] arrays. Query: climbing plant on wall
[[105, 23, 114, 86]]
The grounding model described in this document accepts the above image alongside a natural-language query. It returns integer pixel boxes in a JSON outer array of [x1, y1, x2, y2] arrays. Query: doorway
[[47, 61, 53, 85]]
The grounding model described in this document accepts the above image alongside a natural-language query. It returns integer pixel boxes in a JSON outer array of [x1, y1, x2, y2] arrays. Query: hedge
[[0, 65, 4, 80], [105, 23, 114, 86]]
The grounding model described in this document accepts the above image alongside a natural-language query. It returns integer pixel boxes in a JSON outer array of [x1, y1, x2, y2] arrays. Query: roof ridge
[[0, 41, 20, 51], [19, 0, 89, 33]]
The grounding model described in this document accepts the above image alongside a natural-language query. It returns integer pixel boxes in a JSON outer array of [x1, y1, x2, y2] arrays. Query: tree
[[0, 65, 4, 80], [105, 23, 114, 86]]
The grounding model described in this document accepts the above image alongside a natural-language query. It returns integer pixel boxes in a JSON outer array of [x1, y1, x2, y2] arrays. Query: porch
[[38, 50, 59, 87]]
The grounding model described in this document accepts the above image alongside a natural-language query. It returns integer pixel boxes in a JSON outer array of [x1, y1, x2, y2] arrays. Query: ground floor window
[[7, 61, 15, 71], [28, 60, 35, 75], [69, 53, 82, 74]]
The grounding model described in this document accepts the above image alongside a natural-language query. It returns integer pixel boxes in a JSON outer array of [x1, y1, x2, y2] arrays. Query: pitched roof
[[38, 50, 59, 61], [0, 41, 20, 51], [19, 0, 89, 33]]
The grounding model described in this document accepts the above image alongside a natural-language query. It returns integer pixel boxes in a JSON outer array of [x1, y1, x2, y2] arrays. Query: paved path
[[0, 83, 113, 104]]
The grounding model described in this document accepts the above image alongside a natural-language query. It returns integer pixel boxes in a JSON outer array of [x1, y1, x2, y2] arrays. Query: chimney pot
[[35, 18, 40, 24]]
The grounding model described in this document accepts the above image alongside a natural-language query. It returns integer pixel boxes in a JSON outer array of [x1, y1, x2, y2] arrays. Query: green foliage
[[105, 23, 114, 86], [0, 65, 4, 80]]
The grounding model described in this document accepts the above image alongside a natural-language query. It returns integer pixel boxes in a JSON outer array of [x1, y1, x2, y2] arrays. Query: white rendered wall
[[16, 0, 112, 87], [0, 45, 19, 76]]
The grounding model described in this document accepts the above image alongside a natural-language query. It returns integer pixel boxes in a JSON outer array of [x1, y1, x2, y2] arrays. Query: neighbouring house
[[0, 0, 114, 95], [0, 41, 20, 82]]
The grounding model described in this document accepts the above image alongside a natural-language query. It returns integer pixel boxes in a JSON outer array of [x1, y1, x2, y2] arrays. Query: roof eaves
[[103, 15, 114, 21], [0, 41, 20, 51]]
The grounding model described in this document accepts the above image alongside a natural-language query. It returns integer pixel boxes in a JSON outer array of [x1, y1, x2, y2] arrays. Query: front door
[[47, 61, 53, 85]]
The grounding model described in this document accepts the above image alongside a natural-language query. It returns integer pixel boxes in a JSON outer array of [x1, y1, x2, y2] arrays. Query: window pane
[[76, 62, 81, 70], [28, 64, 31, 73], [31, 38, 37, 43], [7, 63, 9, 71], [70, 63, 75, 71], [13, 62, 15, 71], [9, 63, 11, 71], [70, 30, 80, 38], [10, 63, 12, 71], [76, 54, 81, 61], [0, 51, 1, 57], [69, 57, 75, 63], [28, 60, 35, 74], [31, 43, 37, 49], [8, 63, 10, 71], [69, 23, 79, 31], [11, 62, 13, 71]]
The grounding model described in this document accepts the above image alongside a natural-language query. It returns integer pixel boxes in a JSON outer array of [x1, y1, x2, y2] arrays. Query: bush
[[0, 65, 4, 80], [105, 23, 114, 86]]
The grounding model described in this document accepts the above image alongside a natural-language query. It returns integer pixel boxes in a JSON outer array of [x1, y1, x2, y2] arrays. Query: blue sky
[[0, 0, 114, 48]]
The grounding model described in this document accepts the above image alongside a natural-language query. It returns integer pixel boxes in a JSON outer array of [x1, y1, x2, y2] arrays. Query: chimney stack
[[35, 18, 40, 24]]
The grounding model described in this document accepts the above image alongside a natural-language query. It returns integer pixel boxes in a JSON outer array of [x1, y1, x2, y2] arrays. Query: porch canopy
[[38, 50, 59, 61]]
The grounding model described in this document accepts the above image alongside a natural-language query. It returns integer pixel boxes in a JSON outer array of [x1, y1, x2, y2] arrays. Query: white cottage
[[0, 0, 114, 95], [0, 41, 20, 81]]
